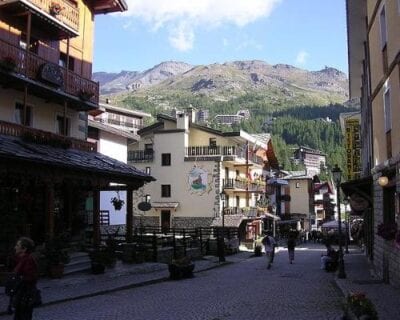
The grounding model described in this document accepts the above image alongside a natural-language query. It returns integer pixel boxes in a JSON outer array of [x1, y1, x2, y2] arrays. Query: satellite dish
[[138, 202, 151, 211]]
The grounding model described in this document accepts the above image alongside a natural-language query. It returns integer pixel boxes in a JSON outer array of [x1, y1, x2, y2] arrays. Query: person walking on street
[[262, 232, 276, 269], [12, 237, 39, 320], [287, 232, 296, 264]]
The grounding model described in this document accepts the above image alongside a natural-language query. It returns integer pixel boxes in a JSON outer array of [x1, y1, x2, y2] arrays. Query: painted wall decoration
[[188, 165, 212, 195]]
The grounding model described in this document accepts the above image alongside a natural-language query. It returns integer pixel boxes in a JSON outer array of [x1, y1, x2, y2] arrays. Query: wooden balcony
[[0, 38, 99, 110], [0, 0, 79, 38], [0, 120, 96, 152], [185, 145, 264, 165]]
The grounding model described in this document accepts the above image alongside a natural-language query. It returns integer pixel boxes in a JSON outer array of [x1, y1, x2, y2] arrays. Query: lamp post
[[332, 164, 346, 279], [218, 191, 226, 263], [343, 197, 349, 254]]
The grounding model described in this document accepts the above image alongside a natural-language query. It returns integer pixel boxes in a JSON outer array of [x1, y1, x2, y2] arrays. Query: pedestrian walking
[[262, 231, 276, 269], [11, 237, 40, 320], [287, 232, 296, 264]]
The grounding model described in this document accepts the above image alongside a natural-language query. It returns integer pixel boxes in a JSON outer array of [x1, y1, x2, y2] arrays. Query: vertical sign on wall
[[345, 118, 361, 180]]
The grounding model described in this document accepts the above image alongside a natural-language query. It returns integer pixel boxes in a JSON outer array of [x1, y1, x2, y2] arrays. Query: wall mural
[[188, 165, 212, 195]]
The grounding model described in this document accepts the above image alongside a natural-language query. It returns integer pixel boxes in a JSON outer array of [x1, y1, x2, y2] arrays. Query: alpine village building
[[128, 112, 281, 242], [346, 0, 400, 287], [0, 0, 154, 264]]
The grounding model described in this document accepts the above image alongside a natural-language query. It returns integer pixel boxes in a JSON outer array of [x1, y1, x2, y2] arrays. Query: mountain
[[93, 61, 193, 94], [95, 60, 348, 107]]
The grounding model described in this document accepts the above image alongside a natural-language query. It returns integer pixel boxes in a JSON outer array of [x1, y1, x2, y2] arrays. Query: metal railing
[[127, 150, 154, 162], [222, 178, 265, 192], [185, 145, 236, 157]]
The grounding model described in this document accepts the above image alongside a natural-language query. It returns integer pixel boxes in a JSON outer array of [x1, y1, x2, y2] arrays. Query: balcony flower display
[[78, 88, 95, 101], [49, 2, 64, 16], [376, 221, 397, 241]]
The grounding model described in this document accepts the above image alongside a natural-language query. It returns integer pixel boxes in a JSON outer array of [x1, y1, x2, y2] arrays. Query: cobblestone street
[[28, 245, 343, 320]]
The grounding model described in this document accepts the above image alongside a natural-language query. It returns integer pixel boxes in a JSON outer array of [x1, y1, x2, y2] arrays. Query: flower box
[[49, 2, 64, 16]]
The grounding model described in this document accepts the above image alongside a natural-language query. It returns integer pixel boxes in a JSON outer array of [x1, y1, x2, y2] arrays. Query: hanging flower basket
[[376, 222, 397, 241], [111, 194, 124, 211]]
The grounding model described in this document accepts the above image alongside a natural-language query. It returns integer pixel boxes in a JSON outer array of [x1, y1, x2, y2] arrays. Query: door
[[161, 210, 171, 232]]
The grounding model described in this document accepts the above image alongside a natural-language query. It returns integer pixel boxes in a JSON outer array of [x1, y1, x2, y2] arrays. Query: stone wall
[[172, 217, 214, 228], [372, 168, 400, 288]]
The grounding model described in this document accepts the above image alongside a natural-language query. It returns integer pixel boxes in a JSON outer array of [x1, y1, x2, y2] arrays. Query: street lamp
[[218, 191, 226, 262], [332, 164, 346, 279]]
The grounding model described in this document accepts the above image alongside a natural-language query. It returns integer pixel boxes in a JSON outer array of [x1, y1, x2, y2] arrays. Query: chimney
[[176, 112, 189, 130]]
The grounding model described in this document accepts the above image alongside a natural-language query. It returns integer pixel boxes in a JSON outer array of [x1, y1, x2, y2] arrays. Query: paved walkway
[[0, 244, 399, 319]]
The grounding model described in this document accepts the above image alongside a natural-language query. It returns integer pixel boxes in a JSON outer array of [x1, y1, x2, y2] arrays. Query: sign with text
[[345, 118, 361, 180]]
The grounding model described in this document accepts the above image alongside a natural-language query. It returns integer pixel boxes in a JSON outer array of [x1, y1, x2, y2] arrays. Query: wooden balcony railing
[[0, 120, 96, 152], [224, 207, 258, 217], [27, 0, 79, 32], [0, 38, 99, 105], [185, 145, 236, 157], [185, 145, 264, 165]]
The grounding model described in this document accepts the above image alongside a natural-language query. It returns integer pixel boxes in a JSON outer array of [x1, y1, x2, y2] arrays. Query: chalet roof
[[0, 134, 155, 184]]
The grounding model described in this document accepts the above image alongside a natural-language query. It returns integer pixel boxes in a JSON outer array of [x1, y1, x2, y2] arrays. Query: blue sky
[[93, 0, 348, 74]]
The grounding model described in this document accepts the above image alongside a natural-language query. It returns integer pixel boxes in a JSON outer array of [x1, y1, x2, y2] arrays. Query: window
[[56, 115, 70, 136], [384, 86, 391, 133], [14, 103, 32, 126], [144, 143, 153, 155], [161, 153, 171, 166], [161, 185, 171, 197], [145, 194, 151, 203], [209, 137, 217, 147], [296, 182, 300, 188], [380, 6, 387, 49], [59, 53, 75, 71], [145, 167, 151, 175]]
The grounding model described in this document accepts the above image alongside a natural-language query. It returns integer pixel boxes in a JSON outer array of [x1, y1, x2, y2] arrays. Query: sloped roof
[[0, 134, 155, 184], [210, 215, 244, 227]]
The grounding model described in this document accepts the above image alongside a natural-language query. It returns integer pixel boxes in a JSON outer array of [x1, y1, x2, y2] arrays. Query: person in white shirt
[[262, 231, 276, 269]]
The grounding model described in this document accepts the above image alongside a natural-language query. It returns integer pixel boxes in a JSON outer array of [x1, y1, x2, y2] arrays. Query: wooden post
[[93, 190, 100, 246], [45, 182, 55, 240], [126, 187, 133, 243]]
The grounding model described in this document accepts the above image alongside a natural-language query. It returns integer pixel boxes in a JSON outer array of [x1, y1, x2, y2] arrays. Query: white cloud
[[295, 50, 309, 65], [123, 0, 281, 51]]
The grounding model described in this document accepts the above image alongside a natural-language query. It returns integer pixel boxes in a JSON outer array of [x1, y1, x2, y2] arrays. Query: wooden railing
[[29, 0, 79, 32], [0, 120, 96, 152], [0, 38, 99, 105]]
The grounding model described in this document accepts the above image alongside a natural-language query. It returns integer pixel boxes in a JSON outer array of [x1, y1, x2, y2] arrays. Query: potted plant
[[376, 222, 397, 240], [43, 236, 70, 278], [111, 192, 124, 211], [89, 247, 116, 274], [78, 89, 95, 101], [343, 292, 378, 320], [49, 2, 64, 16], [168, 256, 195, 280]]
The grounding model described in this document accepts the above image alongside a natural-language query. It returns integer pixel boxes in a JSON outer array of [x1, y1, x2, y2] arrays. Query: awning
[[260, 212, 281, 220], [151, 202, 180, 209], [276, 219, 299, 225], [267, 178, 289, 186]]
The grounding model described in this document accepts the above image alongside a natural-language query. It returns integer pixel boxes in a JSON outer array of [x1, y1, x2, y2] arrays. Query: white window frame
[[383, 84, 391, 133]]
